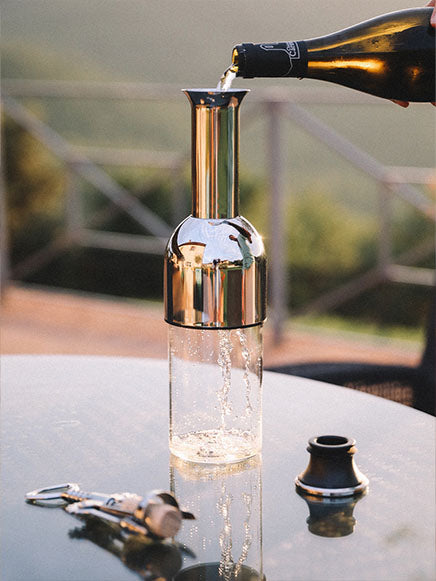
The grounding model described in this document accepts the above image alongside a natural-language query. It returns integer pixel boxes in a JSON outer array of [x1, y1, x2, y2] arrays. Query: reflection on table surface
[[1, 356, 435, 581], [171, 455, 263, 580], [69, 519, 184, 580]]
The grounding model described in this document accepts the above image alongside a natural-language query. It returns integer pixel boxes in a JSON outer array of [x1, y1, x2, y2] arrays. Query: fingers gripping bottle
[[164, 89, 266, 464]]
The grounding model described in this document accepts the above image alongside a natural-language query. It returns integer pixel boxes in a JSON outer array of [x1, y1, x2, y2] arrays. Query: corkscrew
[[26, 483, 195, 539]]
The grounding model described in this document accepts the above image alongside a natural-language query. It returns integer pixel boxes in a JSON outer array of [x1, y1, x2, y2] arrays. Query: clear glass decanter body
[[165, 89, 266, 464], [169, 325, 263, 463]]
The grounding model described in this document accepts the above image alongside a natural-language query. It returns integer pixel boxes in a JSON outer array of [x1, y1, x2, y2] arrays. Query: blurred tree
[[4, 115, 65, 263], [288, 191, 376, 275]]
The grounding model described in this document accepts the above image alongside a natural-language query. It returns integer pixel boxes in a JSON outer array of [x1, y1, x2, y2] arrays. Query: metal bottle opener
[[26, 483, 195, 539]]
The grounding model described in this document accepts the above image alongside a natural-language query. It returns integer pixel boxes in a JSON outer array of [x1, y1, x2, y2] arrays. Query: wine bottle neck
[[234, 41, 308, 78]]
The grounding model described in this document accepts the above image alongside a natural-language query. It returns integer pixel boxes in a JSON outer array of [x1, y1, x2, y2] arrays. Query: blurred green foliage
[[287, 191, 376, 274], [4, 117, 65, 264]]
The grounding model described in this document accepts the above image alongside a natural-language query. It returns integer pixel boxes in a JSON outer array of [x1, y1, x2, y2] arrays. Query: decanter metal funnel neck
[[164, 88, 266, 329], [184, 89, 248, 219]]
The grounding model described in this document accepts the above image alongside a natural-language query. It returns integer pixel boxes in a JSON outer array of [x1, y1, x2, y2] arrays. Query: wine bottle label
[[235, 41, 307, 78], [259, 42, 301, 76]]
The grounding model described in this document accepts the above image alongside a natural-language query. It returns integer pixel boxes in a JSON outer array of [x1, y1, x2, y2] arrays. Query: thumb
[[427, 0, 436, 27]]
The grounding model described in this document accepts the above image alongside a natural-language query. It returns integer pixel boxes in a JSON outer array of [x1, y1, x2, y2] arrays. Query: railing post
[[0, 102, 10, 299], [378, 182, 392, 276], [0, 178, 9, 297], [171, 163, 188, 227], [65, 171, 83, 239], [267, 100, 288, 343]]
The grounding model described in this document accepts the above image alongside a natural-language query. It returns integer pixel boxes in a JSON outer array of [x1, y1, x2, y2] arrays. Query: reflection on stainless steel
[[165, 217, 266, 328], [165, 217, 266, 329], [164, 89, 266, 329], [297, 488, 367, 538], [295, 435, 369, 498], [170, 454, 263, 580]]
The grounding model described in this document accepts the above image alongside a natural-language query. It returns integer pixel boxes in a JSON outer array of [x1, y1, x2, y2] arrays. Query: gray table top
[[1, 355, 435, 581]]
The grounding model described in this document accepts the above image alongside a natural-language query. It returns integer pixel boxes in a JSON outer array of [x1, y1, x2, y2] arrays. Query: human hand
[[429, 0, 436, 25], [392, 1, 435, 107]]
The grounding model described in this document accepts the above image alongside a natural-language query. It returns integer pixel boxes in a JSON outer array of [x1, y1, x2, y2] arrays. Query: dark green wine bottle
[[233, 8, 435, 102]]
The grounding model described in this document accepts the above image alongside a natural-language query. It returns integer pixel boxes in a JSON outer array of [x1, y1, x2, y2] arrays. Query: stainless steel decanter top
[[164, 89, 266, 329], [164, 89, 266, 464]]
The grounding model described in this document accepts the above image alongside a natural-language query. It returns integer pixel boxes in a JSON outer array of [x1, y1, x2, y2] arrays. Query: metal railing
[[1, 80, 435, 341]]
